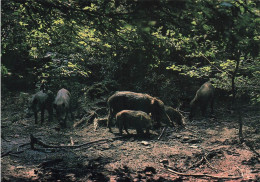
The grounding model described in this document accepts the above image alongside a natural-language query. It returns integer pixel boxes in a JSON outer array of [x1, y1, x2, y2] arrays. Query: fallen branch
[[1, 150, 24, 157], [190, 156, 204, 169], [93, 117, 107, 131], [73, 111, 97, 128], [1, 134, 11, 142], [1, 143, 30, 158], [203, 154, 219, 173], [164, 164, 242, 180], [158, 127, 167, 140], [189, 153, 218, 173], [30, 134, 124, 150]]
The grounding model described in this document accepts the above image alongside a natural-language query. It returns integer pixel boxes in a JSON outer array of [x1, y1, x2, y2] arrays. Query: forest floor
[[1, 91, 260, 182]]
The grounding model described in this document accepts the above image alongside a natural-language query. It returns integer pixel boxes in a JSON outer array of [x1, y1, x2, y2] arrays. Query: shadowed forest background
[[1, 0, 260, 181]]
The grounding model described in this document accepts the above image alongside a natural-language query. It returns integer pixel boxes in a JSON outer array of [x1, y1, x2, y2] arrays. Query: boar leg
[[64, 111, 68, 127], [119, 130, 123, 135], [210, 99, 214, 114], [41, 109, 45, 124], [34, 112, 38, 124], [118, 122, 123, 135], [136, 129, 143, 135], [200, 104, 207, 117], [119, 128, 123, 135], [124, 127, 130, 135], [48, 107, 53, 122], [68, 106, 74, 120], [107, 110, 114, 132], [70, 109, 74, 120]]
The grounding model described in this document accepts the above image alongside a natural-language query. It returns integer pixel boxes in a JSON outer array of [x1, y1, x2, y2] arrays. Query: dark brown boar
[[165, 106, 186, 127], [107, 91, 173, 132], [189, 82, 215, 119], [54, 88, 73, 127], [116, 110, 153, 135], [26, 90, 54, 124]]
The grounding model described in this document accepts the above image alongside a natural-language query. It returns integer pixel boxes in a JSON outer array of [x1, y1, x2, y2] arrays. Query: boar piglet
[[116, 110, 153, 135], [189, 82, 215, 119], [26, 90, 54, 124], [165, 106, 186, 127], [54, 88, 73, 127], [107, 91, 173, 132]]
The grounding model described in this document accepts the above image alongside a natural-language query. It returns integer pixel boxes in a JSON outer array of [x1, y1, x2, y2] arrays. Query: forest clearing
[[1, 0, 259, 181], [1, 90, 259, 181]]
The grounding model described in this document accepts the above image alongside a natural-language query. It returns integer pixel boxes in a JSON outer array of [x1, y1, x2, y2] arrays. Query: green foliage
[[1, 64, 9, 76], [1, 0, 259, 104]]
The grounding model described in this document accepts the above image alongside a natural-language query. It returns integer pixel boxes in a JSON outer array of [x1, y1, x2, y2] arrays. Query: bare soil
[[1, 92, 260, 182]]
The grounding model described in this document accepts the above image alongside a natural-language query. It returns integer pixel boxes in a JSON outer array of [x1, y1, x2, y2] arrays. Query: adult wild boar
[[165, 106, 186, 127], [107, 91, 173, 132], [54, 88, 73, 127], [26, 90, 54, 124], [116, 110, 153, 135], [189, 82, 215, 119]]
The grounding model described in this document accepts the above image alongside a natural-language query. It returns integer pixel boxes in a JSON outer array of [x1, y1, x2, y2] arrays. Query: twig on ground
[[203, 154, 219, 173], [1, 143, 30, 158], [30, 134, 124, 150], [70, 137, 74, 146], [158, 127, 167, 140], [190, 156, 204, 169], [1, 134, 11, 142], [1, 150, 24, 157], [73, 111, 97, 128], [164, 164, 242, 180], [189, 153, 219, 173]]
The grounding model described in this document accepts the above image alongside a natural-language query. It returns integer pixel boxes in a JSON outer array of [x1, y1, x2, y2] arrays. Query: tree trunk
[[231, 59, 240, 106]]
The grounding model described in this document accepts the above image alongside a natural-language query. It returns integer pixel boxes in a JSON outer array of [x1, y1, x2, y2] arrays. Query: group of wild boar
[[26, 88, 73, 127], [26, 81, 215, 136]]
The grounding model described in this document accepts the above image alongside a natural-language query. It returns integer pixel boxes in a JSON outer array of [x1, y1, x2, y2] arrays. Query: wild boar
[[107, 91, 173, 132], [116, 110, 153, 135], [189, 82, 215, 119], [54, 88, 73, 127], [165, 106, 186, 127], [26, 90, 54, 124]]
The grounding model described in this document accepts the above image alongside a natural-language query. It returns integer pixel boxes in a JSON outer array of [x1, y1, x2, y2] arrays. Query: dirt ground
[[1, 92, 260, 182]]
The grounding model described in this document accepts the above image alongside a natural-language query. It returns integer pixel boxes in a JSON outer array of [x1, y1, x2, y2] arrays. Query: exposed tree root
[[243, 141, 260, 158]]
